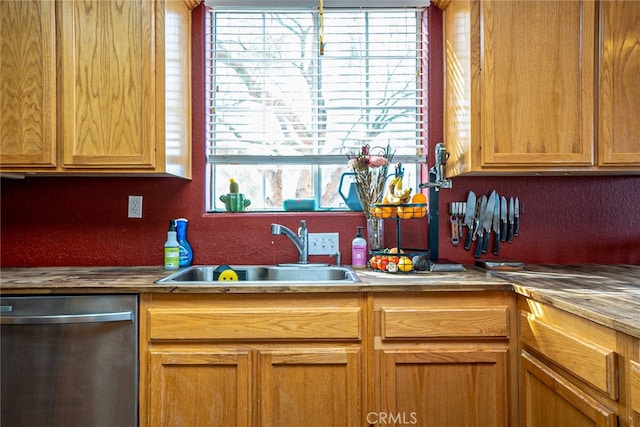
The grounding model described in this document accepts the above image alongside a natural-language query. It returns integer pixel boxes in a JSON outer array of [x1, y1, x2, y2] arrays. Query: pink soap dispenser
[[351, 226, 367, 269]]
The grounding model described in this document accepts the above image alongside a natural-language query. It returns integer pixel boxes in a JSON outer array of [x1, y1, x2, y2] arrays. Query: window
[[205, 5, 427, 212]]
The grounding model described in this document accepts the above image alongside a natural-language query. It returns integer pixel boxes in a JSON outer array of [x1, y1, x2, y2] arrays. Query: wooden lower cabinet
[[147, 346, 361, 427], [148, 349, 252, 426], [519, 296, 621, 427], [632, 342, 640, 426], [140, 290, 639, 427], [521, 351, 616, 427], [140, 293, 365, 427], [258, 348, 362, 426], [371, 291, 516, 427], [377, 346, 509, 426], [140, 291, 517, 427]]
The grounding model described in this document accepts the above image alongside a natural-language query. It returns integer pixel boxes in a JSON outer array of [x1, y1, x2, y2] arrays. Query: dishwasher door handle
[[0, 311, 134, 325]]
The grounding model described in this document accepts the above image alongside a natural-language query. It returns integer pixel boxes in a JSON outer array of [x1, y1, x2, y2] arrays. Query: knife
[[449, 203, 460, 245], [492, 192, 501, 255], [473, 195, 487, 241], [500, 196, 507, 242], [472, 196, 484, 242], [475, 193, 493, 258], [507, 197, 515, 243], [481, 191, 496, 254], [514, 197, 520, 236], [462, 191, 476, 250]]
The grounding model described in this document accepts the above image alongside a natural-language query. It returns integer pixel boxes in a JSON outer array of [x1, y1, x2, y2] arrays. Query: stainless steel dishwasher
[[0, 295, 138, 427]]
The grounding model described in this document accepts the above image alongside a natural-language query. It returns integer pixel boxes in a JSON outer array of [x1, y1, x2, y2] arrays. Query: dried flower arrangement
[[347, 144, 394, 218]]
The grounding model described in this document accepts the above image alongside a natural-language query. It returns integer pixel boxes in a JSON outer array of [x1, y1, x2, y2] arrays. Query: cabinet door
[[632, 359, 640, 426], [0, 0, 56, 168], [480, 0, 595, 167], [59, 0, 156, 169], [378, 347, 509, 427], [598, 0, 640, 167], [148, 350, 252, 427], [258, 348, 362, 427], [521, 351, 616, 427]]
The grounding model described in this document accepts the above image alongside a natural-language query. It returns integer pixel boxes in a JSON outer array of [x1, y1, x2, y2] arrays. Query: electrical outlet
[[128, 195, 143, 218], [308, 232, 339, 255]]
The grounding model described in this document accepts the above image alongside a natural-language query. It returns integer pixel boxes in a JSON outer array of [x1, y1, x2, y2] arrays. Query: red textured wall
[[1, 5, 638, 268]]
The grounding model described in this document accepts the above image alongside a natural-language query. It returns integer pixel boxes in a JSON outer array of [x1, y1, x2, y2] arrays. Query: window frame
[[204, 6, 430, 212]]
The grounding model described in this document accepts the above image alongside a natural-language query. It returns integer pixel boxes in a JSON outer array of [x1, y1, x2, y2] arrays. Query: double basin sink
[[157, 264, 361, 285]]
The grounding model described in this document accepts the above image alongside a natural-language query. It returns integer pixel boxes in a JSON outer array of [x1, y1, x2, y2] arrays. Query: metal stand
[[419, 143, 452, 262]]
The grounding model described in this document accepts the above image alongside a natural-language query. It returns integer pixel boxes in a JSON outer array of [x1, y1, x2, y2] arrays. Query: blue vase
[[175, 218, 193, 267]]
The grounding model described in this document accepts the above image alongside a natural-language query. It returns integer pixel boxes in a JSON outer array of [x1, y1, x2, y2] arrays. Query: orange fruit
[[413, 207, 427, 218], [411, 193, 427, 204], [380, 206, 394, 218], [411, 192, 427, 218], [396, 205, 413, 219]]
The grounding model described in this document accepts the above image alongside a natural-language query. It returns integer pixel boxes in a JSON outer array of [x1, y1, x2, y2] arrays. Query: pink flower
[[368, 156, 388, 167]]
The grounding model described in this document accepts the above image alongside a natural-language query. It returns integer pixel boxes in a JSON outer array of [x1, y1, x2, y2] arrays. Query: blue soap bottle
[[175, 218, 193, 267]]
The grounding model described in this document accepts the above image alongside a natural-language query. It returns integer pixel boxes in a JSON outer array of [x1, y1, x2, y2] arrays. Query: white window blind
[[205, 7, 427, 211]]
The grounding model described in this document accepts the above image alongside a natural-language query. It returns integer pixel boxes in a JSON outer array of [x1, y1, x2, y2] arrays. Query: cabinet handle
[[0, 311, 133, 325]]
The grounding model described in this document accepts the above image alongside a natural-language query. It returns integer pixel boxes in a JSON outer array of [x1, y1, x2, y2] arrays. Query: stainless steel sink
[[156, 265, 360, 285]]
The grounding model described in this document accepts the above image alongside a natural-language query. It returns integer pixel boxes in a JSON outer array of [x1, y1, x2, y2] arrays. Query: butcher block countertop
[[1, 264, 638, 338]]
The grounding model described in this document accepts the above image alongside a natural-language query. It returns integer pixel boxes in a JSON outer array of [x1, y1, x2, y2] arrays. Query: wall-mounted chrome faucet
[[419, 142, 452, 191], [271, 220, 309, 264], [417, 142, 453, 261]]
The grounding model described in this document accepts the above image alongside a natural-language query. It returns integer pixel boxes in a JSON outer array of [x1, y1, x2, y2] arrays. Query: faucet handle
[[298, 220, 307, 237]]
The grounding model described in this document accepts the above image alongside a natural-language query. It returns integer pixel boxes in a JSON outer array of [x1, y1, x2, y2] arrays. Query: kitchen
[[1, 0, 639, 426]]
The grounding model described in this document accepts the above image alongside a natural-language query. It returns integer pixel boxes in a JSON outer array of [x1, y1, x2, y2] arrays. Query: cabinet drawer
[[632, 360, 640, 416], [520, 312, 618, 399], [381, 307, 509, 339], [148, 307, 362, 341]]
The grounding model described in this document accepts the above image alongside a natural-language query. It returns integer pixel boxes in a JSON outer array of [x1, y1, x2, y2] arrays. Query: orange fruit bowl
[[371, 202, 427, 219], [368, 248, 429, 273]]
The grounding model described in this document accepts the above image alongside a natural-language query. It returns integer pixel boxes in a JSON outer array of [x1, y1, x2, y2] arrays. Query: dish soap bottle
[[351, 226, 367, 269], [164, 219, 180, 270], [175, 218, 193, 267]]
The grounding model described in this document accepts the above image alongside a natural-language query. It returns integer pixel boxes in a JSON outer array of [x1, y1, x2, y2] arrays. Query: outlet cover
[[128, 195, 143, 218], [308, 232, 339, 255]]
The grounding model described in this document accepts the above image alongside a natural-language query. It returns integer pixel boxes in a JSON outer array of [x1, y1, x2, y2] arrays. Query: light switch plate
[[308, 233, 339, 255]]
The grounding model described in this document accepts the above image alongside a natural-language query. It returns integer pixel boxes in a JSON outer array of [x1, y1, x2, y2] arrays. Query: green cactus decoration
[[229, 178, 239, 194]]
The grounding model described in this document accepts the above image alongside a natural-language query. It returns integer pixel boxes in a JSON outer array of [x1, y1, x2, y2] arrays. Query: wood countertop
[[484, 264, 640, 339], [1, 264, 638, 338]]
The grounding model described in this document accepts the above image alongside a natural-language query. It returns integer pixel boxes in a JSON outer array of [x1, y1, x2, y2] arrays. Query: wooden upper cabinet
[[598, 0, 640, 168], [443, 0, 639, 175], [0, 0, 57, 168], [59, 0, 156, 170], [480, 0, 595, 168], [0, 0, 196, 178], [444, 0, 595, 175]]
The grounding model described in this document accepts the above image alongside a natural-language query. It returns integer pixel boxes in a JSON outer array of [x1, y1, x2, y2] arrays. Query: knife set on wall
[[449, 191, 521, 258]]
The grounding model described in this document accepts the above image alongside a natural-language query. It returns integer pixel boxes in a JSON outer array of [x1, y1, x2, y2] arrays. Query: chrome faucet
[[271, 220, 309, 264]]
